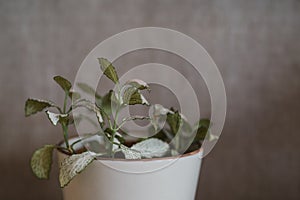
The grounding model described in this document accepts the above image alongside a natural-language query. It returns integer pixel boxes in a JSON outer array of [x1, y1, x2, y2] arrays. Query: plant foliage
[[25, 58, 214, 187]]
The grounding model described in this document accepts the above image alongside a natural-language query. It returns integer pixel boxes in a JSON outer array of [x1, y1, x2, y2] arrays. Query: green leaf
[[77, 82, 101, 99], [59, 152, 95, 188], [30, 145, 55, 179], [121, 80, 150, 106], [25, 99, 54, 117], [115, 133, 125, 144], [166, 109, 182, 135], [131, 138, 169, 158], [45, 110, 69, 126], [129, 91, 149, 105], [122, 86, 137, 105], [100, 90, 113, 116], [53, 76, 72, 92], [121, 86, 149, 105], [98, 58, 119, 84], [149, 104, 170, 132], [76, 100, 104, 124], [125, 79, 149, 90], [95, 107, 104, 124], [194, 119, 210, 141]]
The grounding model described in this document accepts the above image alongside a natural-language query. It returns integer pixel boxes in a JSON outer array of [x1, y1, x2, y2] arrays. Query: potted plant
[[25, 58, 213, 200]]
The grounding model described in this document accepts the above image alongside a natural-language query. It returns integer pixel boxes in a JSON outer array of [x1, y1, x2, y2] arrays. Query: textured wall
[[0, 0, 300, 199]]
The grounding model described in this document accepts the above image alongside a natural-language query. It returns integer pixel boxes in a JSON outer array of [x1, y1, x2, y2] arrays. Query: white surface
[[58, 149, 203, 200]]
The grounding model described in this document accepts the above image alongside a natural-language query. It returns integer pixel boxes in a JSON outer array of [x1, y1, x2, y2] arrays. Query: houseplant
[[25, 58, 213, 200]]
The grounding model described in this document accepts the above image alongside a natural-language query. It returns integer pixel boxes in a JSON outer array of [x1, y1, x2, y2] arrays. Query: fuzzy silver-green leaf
[[59, 152, 95, 188], [131, 138, 169, 158], [120, 145, 142, 159], [30, 145, 55, 179]]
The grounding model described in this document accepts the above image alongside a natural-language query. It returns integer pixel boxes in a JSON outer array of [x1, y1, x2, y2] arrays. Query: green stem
[[62, 123, 71, 153], [63, 91, 68, 113], [108, 103, 121, 157], [109, 130, 116, 158]]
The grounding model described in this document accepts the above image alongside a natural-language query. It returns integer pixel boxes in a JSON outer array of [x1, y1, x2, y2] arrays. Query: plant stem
[[63, 91, 68, 113], [61, 91, 72, 152], [62, 123, 71, 153], [108, 103, 121, 157], [109, 131, 116, 158]]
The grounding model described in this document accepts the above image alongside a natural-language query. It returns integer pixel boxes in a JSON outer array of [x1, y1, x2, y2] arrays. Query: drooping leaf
[[120, 145, 141, 159], [128, 90, 149, 105], [30, 145, 55, 179], [59, 152, 95, 188], [45, 110, 68, 126], [75, 100, 104, 124], [121, 83, 150, 106], [166, 109, 182, 135], [77, 82, 101, 99], [122, 86, 137, 105], [53, 76, 72, 92], [25, 99, 54, 117], [98, 58, 119, 84], [125, 79, 149, 90], [131, 138, 169, 158]]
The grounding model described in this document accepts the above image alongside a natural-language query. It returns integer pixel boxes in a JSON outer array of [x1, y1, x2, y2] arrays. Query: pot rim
[[57, 136, 203, 162]]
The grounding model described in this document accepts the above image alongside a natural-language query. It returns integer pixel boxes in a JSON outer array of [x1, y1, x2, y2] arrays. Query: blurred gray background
[[1, 0, 300, 199]]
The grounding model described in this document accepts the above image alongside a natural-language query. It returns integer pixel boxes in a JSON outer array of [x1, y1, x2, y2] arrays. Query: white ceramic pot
[[58, 138, 203, 200]]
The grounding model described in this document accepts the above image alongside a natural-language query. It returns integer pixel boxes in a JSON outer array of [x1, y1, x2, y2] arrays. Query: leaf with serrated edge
[[31, 145, 55, 179], [76, 100, 104, 123], [45, 110, 68, 126], [25, 99, 54, 117], [96, 108, 104, 124], [98, 58, 119, 84], [125, 79, 149, 90], [120, 145, 141, 159], [131, 138, 169, 158], [59, 152, 95, 188], [129, 90, 149, 105], [53, 76, 72, 92], [122, 86, 137, 105]]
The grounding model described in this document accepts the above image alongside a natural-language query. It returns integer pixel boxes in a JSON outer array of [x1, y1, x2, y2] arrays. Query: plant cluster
[[25, 58, 213, 187]]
